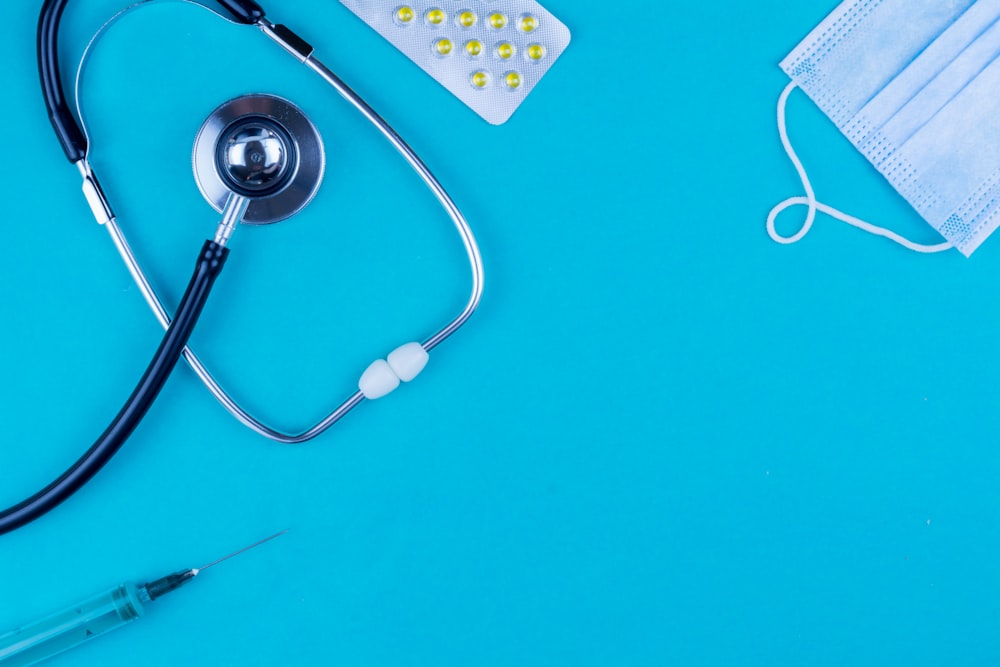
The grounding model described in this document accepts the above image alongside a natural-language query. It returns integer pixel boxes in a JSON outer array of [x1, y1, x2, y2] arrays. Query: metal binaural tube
[[297, 51, 485, 352], [104, 218, 367, 444]]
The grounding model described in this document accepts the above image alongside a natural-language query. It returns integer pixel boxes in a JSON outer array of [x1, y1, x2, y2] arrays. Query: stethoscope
[[0, 0, 484, 535]]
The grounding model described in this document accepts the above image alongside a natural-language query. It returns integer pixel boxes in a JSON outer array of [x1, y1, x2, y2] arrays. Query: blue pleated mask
[[771, 0, 1000, 257]]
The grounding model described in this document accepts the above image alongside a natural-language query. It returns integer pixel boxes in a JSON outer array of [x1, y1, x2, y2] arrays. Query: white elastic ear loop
[[766, 82, 953, 254]]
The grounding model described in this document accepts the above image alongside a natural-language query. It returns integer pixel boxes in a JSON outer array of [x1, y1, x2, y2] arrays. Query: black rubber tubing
[[0, 241, 229, 536], [214, 0, 266, 24], [38, 0, 86, 162], [38, 0, 267, 162]]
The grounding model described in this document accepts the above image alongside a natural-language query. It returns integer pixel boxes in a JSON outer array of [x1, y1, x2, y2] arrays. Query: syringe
[[0, 530, 286, 666]]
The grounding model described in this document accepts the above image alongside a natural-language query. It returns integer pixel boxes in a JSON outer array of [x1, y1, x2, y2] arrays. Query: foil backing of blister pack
[[339, 0, 571, 124]]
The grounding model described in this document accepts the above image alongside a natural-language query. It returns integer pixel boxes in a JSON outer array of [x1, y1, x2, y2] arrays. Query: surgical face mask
[[769, 0, 1000, 257]]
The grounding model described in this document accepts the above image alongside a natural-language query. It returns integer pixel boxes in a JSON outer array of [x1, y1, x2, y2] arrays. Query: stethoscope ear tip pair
[[359, 342, 429, 400]]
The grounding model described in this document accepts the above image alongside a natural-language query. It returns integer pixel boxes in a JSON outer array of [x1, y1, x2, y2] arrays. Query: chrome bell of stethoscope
[[193, 93, 324, 227]]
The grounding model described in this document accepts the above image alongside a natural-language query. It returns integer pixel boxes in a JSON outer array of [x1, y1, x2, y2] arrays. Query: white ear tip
[[387, 342, 429, 382], [359, 359, 401, 400]]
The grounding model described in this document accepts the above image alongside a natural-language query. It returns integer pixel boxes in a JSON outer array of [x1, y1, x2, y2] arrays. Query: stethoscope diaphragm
[[192, 93, 325, 225]]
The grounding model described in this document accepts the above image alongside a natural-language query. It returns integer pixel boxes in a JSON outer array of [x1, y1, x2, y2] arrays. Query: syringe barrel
[[0, 583, 147, 666]]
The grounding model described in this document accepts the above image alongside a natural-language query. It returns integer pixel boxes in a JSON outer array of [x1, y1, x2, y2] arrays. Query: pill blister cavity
[[465, 39, 484, 57], [457, 10, 477, 28], [488, 12, 507, 29], [496, 42, 515, 59], [504, 71, 522, 90], [527, 44, 546, 61], [471, 71, 491, 89], [425, 8, 446, 26], [434, 38, 454, 56], [519, 14, 539, 32], [394, 6, 415, 25]]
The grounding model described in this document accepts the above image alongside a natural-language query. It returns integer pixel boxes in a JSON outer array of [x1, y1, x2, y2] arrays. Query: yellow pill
[[458, 11, 476, 27], [527, 44, 546, 61], [519, 14, 538, 32], [505, 72, 522, 89], [426, 8, 445, 25], [396, 6, 415, 23], [497, 42, 515, 59], [489, 12, 507, 29], [434, 38, 454, 56], [471, 71, 490, 89], [465, 39, 484, 57]]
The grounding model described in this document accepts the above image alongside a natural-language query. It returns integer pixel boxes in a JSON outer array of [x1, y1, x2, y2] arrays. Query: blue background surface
[[1, 0, 999, 664]]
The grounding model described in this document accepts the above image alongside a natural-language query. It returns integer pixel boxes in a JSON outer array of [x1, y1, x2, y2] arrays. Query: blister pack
[[339, 1, 571, 124]]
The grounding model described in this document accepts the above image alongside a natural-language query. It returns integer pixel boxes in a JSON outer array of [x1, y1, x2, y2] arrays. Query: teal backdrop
[[1, 1, 998, 664]]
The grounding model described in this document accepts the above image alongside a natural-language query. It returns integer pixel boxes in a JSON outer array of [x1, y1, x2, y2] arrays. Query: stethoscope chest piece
[[193, 94, 325, 224]]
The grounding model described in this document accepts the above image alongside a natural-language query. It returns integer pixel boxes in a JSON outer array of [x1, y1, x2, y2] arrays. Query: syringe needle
[[194, 529, 289, 575], [142, 529, 289, 601], [0, 529, 289, 665]]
